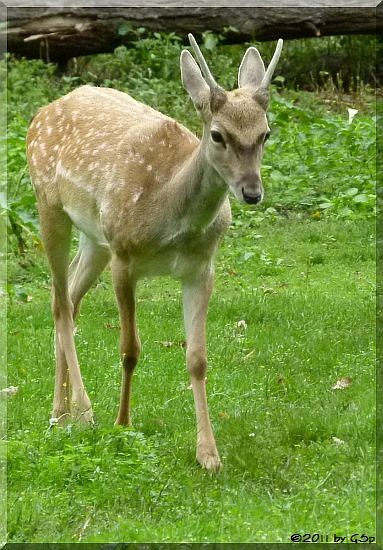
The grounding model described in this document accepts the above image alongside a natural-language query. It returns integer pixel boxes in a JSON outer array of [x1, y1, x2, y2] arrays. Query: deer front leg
[[111, 256, 140, 426], [182, 268, 221, 472]]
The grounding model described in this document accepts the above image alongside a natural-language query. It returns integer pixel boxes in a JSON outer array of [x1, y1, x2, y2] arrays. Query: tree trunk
[[4, 6, 380, 62]]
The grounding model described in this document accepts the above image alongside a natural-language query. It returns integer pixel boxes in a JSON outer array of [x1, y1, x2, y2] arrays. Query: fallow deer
[[26, 34, 283, 471]]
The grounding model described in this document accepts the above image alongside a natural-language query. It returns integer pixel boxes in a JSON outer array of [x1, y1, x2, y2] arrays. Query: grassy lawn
[[7, 215, 375, 543]]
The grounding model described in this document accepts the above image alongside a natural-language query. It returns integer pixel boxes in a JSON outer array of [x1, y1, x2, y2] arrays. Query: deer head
[[181, 34, 283, 205]]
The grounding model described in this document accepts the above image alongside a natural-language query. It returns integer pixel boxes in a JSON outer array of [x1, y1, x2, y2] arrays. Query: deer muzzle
[[239, 174, 263, 205]]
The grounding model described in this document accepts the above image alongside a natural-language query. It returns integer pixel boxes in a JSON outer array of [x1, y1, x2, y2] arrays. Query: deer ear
[[180, 50, 210, 110], [238, 47, 265, 89]]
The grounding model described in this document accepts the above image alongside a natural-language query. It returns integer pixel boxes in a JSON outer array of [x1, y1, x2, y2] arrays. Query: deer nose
[[242, 188, 263, 204]]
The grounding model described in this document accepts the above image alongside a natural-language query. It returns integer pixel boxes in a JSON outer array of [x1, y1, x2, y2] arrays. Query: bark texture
[[4, 7, 380, 62]]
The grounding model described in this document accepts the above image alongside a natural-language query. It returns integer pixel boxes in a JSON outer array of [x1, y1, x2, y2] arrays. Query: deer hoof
[[49, 413, 70, 428], [78, 407, 94, 425], [197, 447, 222, 472], [70, 403, 94, 425]]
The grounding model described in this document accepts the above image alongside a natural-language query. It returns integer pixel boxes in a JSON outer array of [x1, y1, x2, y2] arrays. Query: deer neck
[[168, 130, 228, 234]]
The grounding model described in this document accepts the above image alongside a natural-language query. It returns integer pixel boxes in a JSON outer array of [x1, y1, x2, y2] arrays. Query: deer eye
[[211, 130, 225, 145], [264, 131, 271, 142]]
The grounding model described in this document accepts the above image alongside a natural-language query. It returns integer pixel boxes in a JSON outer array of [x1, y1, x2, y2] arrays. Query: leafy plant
[[4, 32, 377, 259]]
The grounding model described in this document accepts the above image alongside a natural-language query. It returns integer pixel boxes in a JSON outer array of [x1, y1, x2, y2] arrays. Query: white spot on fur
[[133, 188, 143, 203], [56, 160, 71, 180]]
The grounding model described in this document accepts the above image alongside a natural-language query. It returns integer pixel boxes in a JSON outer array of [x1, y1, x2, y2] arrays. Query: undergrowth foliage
[[4, 31, 377, 259]]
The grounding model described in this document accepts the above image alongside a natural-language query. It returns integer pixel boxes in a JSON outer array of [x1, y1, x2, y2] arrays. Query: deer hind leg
[[182, 268, 221, 472], [111, 255, 140, 426], [69, 232, 110, 321], [38, 206, 93, 424], [52, 233, 109, 424], [50, 245, 83, 423], [53, 232, 110, 422]]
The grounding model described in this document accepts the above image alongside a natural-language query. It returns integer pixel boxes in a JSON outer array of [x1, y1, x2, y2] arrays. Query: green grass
[[7, 216, 376, 543]]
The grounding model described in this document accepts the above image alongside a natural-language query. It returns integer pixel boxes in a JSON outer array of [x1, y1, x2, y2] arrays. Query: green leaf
[[117, 23, 133, 37], [202, 32, 218, 51], [345, 187, 359, 196], [353, 194, 368, 203]]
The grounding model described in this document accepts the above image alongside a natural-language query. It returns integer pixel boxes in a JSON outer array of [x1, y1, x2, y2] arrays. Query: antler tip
[[187, 32, 219, 89]]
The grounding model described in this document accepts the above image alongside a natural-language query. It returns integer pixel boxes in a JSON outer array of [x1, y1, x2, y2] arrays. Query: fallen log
[[4, 6, 380, 62]]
